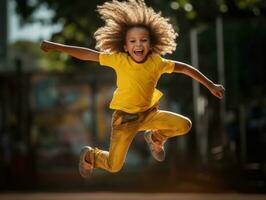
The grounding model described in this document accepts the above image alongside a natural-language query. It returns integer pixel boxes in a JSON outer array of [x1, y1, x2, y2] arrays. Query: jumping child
[[40, 0, 225, 178]]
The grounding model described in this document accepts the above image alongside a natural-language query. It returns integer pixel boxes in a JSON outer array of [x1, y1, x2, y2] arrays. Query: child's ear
[[124, 45, 128, 52]]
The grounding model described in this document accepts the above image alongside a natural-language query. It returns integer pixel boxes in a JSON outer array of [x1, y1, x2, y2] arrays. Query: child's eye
[[141, 39, 148, 42], [129, 40, 135, 43]]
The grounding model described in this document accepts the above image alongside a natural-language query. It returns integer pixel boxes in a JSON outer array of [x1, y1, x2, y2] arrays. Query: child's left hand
[[209, 84, 225, 99]]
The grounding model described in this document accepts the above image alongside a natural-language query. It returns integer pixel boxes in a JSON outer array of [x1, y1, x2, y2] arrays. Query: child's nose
[[136, 41, 142, 46]]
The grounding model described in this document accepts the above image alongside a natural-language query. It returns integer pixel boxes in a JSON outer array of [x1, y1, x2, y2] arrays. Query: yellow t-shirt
[[99, 52, 175, 113]]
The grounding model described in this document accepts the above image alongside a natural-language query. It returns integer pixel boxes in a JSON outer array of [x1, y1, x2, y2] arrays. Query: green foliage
[[13, 0, 266, 71], [11, 41, 66, 71], [14, 0, 266, 44]]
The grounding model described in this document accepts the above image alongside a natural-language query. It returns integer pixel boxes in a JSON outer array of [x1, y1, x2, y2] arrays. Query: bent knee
[[181, 118, 192, 135]]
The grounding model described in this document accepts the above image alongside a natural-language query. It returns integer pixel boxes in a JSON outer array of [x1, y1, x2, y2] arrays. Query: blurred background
[[0, 0, 266, 194]]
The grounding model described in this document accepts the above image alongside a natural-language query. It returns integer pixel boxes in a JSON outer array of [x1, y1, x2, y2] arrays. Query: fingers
[[217, 86, 225, 99], [211, 84, 225, 99], [40, 41, 50, 52], [215, 92, 222, 99], [40, 41, 47, 52], [218, 91, 224, 99]]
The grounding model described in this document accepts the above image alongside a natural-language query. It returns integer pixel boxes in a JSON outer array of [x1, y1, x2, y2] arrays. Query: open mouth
[[134, 50, 144, 56]]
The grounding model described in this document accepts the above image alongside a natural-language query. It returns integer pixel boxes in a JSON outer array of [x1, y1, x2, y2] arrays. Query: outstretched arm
[[40, 40, 99, 62], [174, 61, 225, 99]]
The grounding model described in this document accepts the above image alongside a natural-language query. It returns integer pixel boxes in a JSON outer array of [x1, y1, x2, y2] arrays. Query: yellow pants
[[92, 105, 192, 173]]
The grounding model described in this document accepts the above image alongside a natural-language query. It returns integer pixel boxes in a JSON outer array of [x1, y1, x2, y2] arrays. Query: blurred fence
[[0, 69, 265, 192]]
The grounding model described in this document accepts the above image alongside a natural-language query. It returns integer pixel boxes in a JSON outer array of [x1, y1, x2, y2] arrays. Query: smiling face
[[123, 26, 151, 63]]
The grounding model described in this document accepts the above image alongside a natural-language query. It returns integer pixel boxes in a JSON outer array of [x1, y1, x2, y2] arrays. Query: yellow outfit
[[89, 52, 192, 172], [99, 52, 175, 113]]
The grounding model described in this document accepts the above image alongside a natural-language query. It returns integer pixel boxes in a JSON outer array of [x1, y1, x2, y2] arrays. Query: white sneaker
[[79, 146, 94, 178], [144, 131, 165, 162]]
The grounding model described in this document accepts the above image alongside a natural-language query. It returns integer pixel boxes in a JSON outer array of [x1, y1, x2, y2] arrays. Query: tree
[[14, 0, 266, 47]]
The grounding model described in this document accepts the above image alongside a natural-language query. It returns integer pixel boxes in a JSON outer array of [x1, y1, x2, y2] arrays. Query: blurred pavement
[[0, 193, 266, 200]]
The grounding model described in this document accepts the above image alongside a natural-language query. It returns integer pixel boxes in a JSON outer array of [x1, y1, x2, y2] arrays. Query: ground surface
[[0, 193, 266, 200]]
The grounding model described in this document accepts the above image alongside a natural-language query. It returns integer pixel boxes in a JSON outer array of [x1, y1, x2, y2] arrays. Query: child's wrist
[[206, 81, 215, 90]]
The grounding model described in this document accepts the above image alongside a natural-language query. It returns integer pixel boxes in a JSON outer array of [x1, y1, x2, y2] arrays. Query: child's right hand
[[40, 40, 53, 52]]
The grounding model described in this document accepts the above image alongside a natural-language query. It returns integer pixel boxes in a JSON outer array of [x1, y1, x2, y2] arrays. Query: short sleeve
[[99, 53, 121, 69], [157, 56, 175, 74]]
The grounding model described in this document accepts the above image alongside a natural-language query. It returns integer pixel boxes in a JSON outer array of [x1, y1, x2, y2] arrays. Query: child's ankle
[[151, 134, 160, 143], [85, 152, 92, 164]]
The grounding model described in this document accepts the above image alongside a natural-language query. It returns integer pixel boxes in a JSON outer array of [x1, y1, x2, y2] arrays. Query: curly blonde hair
[[94, 0, 178, 55]]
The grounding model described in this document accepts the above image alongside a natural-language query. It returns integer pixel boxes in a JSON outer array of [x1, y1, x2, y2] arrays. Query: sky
[[8, 0, 62, 43]]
